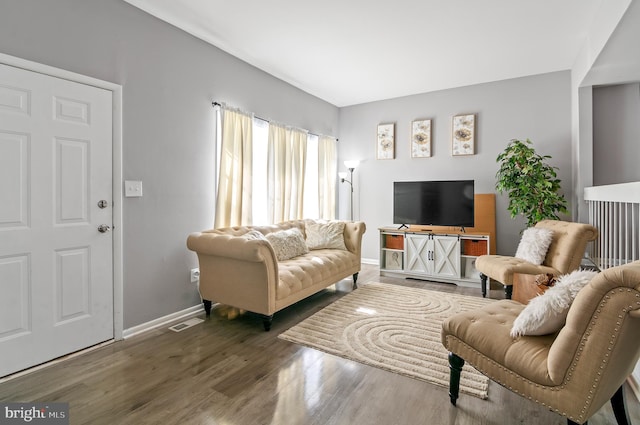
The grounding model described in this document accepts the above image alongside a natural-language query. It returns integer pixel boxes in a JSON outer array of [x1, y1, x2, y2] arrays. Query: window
[[215, 106, 335, 226], [250, 119, 322, 225]]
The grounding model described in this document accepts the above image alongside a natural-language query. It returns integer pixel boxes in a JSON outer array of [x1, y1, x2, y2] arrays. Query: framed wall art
[[452, 114, 475, 156], [385, 250, 403, 270], [411, 119, 432, 158], [377, 123, 395, 159]]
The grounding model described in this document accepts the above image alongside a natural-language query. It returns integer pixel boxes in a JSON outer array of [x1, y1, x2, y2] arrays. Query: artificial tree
[[495, 138, 568, 227]]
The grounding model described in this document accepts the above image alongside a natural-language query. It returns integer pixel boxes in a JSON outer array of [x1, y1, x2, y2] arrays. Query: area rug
[[278, 282, 495, 399]]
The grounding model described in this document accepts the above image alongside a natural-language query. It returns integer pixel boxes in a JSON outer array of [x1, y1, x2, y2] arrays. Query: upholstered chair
[[476, 220, 598, 298], [442, 260, 640, 425]]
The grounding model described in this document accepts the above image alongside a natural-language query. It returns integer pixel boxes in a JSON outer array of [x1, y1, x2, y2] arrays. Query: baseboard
[[123, 304, 203, 339], [362, 257, 379, 265]]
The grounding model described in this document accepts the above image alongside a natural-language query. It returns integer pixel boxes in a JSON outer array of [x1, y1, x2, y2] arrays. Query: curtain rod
[[212, 101, 268, 122], [212, 101, 338, 141]]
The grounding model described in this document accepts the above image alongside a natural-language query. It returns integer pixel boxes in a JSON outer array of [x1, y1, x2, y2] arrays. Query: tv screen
[[393, 180, 474, 227]]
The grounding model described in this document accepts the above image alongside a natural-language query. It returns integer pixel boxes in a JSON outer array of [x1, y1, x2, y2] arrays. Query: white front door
[[0, 63, 114, 377]]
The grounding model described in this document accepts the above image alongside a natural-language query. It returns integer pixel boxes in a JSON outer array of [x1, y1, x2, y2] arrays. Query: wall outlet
[[190, 268, 200, 283]]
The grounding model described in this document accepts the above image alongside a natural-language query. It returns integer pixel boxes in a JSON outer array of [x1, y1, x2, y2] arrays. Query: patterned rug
[[278, 282, 495, 399]]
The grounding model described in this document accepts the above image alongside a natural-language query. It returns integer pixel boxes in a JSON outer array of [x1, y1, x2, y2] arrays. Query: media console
[[379, 227, 490, 287]]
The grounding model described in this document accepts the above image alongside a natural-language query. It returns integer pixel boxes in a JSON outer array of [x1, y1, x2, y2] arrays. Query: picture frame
[[452, 114, 475, 156], [376, 123, 395, 159], [464, 258, 478, 279], [411, 119, 432, 158], [385, 250, 403, 270]]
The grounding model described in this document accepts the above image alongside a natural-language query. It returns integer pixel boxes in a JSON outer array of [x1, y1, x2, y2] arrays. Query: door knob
[[98, 224, 110, 233]]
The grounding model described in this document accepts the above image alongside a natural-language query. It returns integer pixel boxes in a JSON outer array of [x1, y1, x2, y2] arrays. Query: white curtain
[[214, 107, 253, 228], [318, 135, 337, 219], [267, 124, 308, 223]]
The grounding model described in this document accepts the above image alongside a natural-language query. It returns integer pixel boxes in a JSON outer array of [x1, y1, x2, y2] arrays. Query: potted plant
[[495, 138, 568, 227]]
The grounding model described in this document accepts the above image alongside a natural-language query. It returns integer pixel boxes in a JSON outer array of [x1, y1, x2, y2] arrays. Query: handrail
[[584, 181, 640, 203]]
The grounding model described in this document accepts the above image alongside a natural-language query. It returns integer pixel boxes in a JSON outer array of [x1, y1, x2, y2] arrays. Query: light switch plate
[[124, 180, 143, 197]]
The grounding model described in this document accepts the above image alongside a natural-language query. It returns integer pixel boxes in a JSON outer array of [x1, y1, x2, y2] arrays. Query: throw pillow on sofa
[[306, 221, 347, 250], [243, 229, 267, 240], [510, 269, 598, 337], [265, 228, 309, 261], [515, 227, 554, 265]]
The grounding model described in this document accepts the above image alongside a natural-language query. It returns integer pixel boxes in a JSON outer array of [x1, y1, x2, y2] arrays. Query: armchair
[[442, 260, 640, 425], [476, 220, 598, 298]]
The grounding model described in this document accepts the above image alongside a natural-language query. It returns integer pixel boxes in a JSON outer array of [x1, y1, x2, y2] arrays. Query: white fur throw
[[305, 221, 347, 250], [265, 228, 309, 261], [510, 269, 599, 337], [515, 227, 555, 265]]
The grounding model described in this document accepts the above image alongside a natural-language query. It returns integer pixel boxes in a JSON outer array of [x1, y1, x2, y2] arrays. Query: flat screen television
[[393, 180, 474, 228]]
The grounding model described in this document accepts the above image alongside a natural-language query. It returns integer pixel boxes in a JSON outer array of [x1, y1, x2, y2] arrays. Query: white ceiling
[[123, 0, 604, 107]]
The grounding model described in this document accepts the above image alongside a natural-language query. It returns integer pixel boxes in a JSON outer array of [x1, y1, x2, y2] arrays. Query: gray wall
[[0, 0, 339, 328], [593, 83, 640, 185], [338, 71, 573, 260]]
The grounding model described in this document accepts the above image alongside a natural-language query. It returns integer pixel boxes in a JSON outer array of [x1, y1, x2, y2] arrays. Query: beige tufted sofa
[[476, 220, 599, 298], [187, 219, 366, 330], [442, 260, 640, 425]]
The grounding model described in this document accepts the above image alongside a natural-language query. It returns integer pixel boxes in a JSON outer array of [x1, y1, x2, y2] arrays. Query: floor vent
[[168, 317, 204, 332]]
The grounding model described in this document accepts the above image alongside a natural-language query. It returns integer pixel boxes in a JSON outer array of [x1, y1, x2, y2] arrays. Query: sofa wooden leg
[[203, 299, 212, 316], [480, 273, 487, 298], [504, 284, 513, 300], [352, 272, 359, 290], [262, 314, 273, 332], [611, 385, 631, 425], [448, 352, 464, 406]]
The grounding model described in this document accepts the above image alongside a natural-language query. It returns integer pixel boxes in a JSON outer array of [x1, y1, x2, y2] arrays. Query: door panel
[[406, 234, 433, 274], [55, 137, 89, 223], [55, 247, 90, 324], [0, 63, 113, 377], [433, 236, 461, 278], [0, 131, 29, 228], [0, 255, 30, 339]]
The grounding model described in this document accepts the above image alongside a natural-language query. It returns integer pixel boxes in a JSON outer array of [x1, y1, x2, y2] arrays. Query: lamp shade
[[338, 172, 348, 179], [344, 160, 360, 170]]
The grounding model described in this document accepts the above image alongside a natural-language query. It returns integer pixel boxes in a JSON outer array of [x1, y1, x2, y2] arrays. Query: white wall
[[338, 72, 572, 261], [593, 83, 640, 185], [0, 0, 339, 328]]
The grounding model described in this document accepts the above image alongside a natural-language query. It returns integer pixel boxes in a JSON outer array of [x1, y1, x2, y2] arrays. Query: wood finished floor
[[1, 263, 638, 425]]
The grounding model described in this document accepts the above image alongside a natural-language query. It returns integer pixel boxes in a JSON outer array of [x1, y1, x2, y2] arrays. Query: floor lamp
[[339, 160, 360, 221]]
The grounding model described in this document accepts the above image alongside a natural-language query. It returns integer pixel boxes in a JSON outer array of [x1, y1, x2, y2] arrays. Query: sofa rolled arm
[[344, 221, 367, 256], [186, 232, 276, 263]]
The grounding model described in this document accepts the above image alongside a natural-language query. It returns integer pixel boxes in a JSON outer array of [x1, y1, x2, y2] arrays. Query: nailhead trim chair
[[476, 220, 598, 298], [442, 260, 640, 425]]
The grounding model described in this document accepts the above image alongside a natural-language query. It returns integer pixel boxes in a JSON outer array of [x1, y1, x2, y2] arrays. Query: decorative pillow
[[510, 269, 598, 337], [243, 229, 267, 241], [515, 227, 555, 265], [305, 221, 347, 250], [265, 228, 309, 261]]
